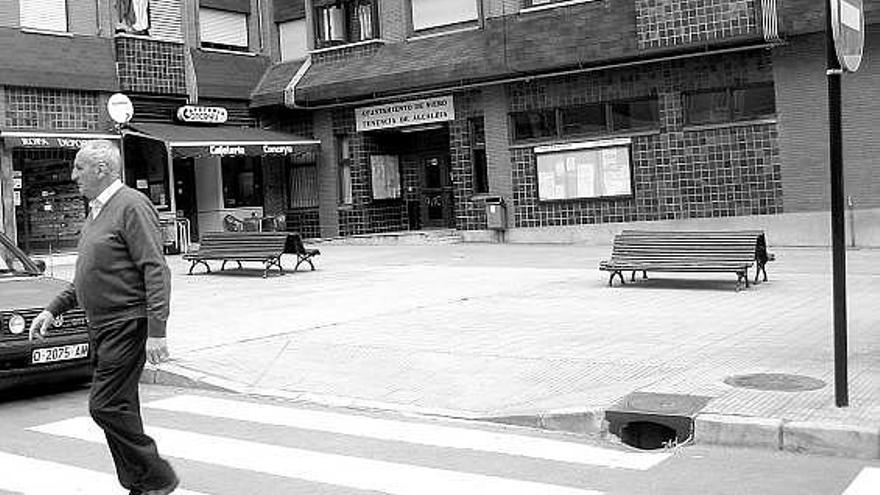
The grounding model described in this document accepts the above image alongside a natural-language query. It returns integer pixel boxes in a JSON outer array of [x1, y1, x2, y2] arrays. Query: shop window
[[685, 89, 729, 125], [338, 136, 353, 205], [222, 157, 263, 208], [278, 18, 307, 61], [20, 0, 68, 32], [469, 118, 488, 194], [314, 0, 378, 49], [410, 0, 478, 33], [561, 103, 606, 137], [370, 155, 401, 200], [511, 110, 557, 141], [610, 98, 659, 132], [200, 8, 249, 51], [733, 84, 776, 121], [686, 84, 775, 125], [289, 164, 319, 208]]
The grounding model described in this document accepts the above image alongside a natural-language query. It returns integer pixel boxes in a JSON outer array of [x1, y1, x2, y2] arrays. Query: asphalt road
[[0, 384, 877, 495]]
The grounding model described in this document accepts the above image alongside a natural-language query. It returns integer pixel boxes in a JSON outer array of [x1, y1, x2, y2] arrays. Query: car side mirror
[[33, 260, 46, 273]]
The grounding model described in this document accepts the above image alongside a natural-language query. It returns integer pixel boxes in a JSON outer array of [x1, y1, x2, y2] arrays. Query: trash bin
[[484, 196, 507, 230]]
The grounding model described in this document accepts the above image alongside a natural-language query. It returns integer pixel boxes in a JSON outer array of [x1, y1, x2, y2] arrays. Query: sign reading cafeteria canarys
[[198, 144, 302, 156], [830, 0, 864, 72], [356, 95, 455, 132]]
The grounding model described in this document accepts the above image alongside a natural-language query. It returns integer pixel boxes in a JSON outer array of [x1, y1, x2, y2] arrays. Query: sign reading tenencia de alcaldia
[[356, 95, 454, 132]]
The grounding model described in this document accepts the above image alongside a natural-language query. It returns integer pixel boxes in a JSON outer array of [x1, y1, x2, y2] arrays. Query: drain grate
[[724, 373, 826, 392], [605, 392, 712, 450]]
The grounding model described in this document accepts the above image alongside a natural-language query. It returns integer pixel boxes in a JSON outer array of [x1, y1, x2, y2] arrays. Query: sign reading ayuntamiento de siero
[[356, 95, 455, 132]]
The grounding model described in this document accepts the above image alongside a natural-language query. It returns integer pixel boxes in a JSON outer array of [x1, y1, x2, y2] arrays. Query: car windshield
[[0, 233, 37, 276]]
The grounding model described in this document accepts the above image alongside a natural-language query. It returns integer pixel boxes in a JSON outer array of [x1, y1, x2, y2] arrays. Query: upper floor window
[[523, 0, 580, 7], [410, 0, 478, 33], [278, 19, 307, 61], [116, 0, 184, 41], [314, 0, 378, 49], [20, 0, 68, 33], [200, 7, 249, 52], [685, 83, 776, 125], [276, 0, 307, 61]]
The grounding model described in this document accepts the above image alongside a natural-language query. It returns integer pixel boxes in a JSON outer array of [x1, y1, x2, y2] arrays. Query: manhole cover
[[724, 373, 826, 392]]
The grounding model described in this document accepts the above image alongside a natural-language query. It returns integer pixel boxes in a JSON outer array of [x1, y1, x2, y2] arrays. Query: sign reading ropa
[[4, 136, 114, 149], [356, 95, 454, 132]]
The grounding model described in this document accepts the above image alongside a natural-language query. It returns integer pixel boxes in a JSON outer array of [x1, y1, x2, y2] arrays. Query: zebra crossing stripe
[[0, 451, 208, 495], [144, 395, 667, 470], [32, 417, 604, 495], [842, 467, 880, 495]]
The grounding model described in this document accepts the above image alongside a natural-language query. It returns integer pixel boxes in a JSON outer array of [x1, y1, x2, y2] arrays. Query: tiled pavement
[[39, 243, 880, 457]]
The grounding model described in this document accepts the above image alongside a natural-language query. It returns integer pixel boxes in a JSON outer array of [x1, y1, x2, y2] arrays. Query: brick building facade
[[249, 0, 879, 245]]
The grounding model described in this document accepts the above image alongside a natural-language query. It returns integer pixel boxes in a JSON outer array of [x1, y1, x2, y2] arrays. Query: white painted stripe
[[145, 395, 668, 470], [840, 0, 862, 31], [842, 467, 880, 495], [32, 417, 603, 495], [0, 451, 208, 495]]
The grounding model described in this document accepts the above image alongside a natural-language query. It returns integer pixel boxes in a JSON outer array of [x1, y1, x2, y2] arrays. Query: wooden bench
[[599, 230, 774, 290], [183, 232, 289, 278], [283, 233, 321, 272]]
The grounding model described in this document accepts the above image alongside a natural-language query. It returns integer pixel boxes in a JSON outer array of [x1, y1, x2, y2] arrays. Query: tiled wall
[[636, 0, 758, 49], [285, 208, 321, 239], [331, 108, 408, 236], [3, 87, 100, 130], [311, 41, 384, 65], [448, 91, 486, 231], [509, 50, 782, 228], [115, 37, 187, 95]]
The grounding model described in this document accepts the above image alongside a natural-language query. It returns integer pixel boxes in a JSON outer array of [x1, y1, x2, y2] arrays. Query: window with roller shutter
[[149, 0, 184, 41], [19, 0, 68, 32], [200, 7, 249, 51]]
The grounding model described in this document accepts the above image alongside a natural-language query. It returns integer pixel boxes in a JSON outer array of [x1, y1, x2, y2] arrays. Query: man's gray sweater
[[47, 186, 171, 337]]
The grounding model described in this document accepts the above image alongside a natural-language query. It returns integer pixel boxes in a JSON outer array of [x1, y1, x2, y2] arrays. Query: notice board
[[534, 138, 633, 201]]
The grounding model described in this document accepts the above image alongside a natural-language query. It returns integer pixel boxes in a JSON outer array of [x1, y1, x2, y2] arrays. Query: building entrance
[[419, 153, 453, 228]]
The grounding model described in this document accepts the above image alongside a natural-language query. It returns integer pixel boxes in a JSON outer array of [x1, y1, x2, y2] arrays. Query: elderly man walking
[[29, 140, 179, 495]]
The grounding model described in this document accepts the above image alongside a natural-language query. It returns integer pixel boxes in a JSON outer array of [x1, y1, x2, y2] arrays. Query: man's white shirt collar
[[90, 179, 123, 218]]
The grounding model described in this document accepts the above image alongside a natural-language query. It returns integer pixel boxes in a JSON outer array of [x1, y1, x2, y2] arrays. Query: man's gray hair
[[78, 140, 122, 176]]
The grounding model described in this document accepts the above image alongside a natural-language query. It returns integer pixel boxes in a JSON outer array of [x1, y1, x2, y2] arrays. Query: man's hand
[[28, 310, 54, 342], [146, 337, 170, 365]]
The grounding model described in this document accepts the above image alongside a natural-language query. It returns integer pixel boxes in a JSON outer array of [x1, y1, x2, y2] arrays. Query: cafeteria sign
[[356, 95, 454, 132]]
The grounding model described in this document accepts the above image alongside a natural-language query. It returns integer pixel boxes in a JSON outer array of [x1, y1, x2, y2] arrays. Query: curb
[[141, 365, 880, 460]]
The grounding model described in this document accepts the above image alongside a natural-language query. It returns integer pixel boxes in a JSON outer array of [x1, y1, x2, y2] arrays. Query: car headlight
[[8, 313, 25, 334]]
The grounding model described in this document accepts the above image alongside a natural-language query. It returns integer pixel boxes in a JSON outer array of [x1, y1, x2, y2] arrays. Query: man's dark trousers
[[89, 317, 176, 492]]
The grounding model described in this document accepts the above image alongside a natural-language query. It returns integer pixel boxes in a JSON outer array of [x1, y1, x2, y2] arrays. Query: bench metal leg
[[736, 271, 749, 291], [608, 270, 625, 286], [188, 260, 210, 275], [630, 270, 647, 282], [294, 255, 315, 272]]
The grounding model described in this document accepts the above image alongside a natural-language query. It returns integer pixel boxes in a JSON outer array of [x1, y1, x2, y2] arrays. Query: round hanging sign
[[107, 93, 134, 124], [830, 0, 864, 72]]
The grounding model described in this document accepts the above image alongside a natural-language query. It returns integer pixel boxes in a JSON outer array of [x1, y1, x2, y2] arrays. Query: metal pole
[[826, 0, 848, 407]]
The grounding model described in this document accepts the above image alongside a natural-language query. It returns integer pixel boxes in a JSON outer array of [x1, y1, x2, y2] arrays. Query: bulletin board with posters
[[534, 138, 633, 201], [370, 155, 402, 200]]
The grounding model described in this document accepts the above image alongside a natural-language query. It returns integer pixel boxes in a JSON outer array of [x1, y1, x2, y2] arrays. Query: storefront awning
[[0, 130, 120, 149], [126, 122, 320, 159]]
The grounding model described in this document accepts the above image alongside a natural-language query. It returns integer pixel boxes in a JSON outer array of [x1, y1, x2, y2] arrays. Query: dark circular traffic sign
[[830, 0, 865, 72]]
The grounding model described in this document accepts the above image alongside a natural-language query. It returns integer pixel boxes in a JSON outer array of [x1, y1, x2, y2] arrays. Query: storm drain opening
[[619, 421, 679, 450], [605, 392, 712, 450]]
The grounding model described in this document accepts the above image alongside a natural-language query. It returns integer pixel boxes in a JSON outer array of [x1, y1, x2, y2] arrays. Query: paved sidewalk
[[39, 243, 880, 458]]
